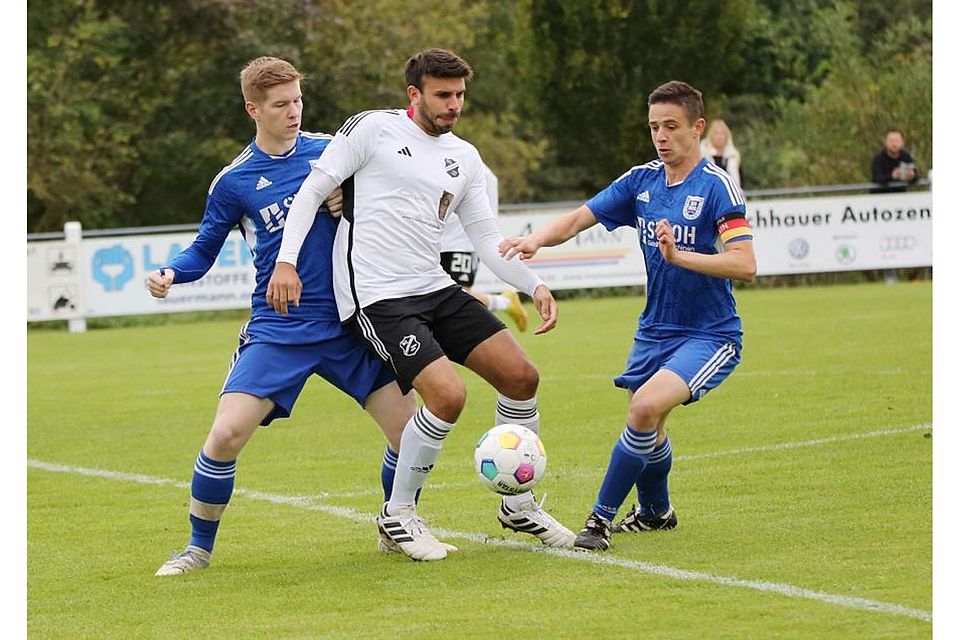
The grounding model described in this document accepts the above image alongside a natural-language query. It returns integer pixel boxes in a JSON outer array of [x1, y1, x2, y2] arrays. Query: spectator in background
[[701, 119, 741, 187], [871, 129, 918, 192]]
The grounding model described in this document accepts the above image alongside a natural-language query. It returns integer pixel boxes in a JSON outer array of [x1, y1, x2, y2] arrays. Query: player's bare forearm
[[501, 206, 598, 260], [667, 241, 757, 282]]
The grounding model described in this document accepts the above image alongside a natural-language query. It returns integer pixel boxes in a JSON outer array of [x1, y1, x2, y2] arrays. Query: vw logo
[[788, 238, 809, 260]]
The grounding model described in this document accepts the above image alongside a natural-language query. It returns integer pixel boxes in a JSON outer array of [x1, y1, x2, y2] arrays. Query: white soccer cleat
[[498, 494, 576, 548], [155, 545, 212, 576], [377, 530, 458, 554], [376, 504, 449, 561]]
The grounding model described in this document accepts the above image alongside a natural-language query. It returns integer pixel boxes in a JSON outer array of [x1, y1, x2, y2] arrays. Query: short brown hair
[[404, 48, 473, 90], [240, 56, 303, 104], [648, 81, 704, 124]]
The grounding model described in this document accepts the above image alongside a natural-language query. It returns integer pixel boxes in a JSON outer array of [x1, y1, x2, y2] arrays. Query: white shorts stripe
[[689, 343, 737, 394]]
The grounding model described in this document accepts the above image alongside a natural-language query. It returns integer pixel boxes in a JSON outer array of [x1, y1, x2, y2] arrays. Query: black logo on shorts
[[400, 334, 421, 356]]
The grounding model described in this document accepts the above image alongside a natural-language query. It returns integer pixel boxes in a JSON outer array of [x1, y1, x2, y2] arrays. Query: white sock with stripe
[[387, 406, 453, 514]]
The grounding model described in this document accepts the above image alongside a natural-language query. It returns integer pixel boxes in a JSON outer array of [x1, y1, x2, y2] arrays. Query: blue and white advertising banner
[[27, 191, 932, 323], [28, 231, 256, 321]]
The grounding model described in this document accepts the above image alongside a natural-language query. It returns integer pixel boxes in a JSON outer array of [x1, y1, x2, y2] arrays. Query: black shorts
[[440, 251, 478, 287], [350, 285, 506, 393]]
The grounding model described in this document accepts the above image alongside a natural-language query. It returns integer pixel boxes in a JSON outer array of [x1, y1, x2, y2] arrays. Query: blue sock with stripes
[[188, 450, 236, 552], [593, 426, 658, 522], [381, 446, 398, 502], [636, 437, 673, 516]]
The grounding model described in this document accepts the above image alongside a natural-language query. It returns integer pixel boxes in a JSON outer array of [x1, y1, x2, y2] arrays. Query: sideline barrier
[[27, 186, 932, 331]]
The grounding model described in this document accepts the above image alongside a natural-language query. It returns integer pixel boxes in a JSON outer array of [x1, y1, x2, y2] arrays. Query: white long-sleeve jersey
[[277, 109, 542, 321]]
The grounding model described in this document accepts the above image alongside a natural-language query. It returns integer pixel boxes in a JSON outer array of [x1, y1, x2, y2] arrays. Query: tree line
[[27, 0, 931, 233]]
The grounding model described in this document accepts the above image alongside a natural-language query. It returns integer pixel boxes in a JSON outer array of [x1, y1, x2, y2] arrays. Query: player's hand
[[266, 261, 302, 315], [655, 219, 678, 263], [145, 268, 175, 298], [500, 235, 542, 261], [324, 187, 344, 218], [531, 283, 558, 334]]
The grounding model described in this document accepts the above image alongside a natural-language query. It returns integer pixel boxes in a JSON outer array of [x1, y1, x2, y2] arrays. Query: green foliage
[[26, 0, 933, 230], [740, 6, 932, 187]]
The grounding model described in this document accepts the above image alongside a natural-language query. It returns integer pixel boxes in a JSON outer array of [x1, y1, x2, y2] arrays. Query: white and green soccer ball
[[474, 424, 547, 495]]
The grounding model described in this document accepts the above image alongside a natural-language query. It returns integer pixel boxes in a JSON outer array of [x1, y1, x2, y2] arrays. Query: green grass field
[[27, 282, 932, 639]]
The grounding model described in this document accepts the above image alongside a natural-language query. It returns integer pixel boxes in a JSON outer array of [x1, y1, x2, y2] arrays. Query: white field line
[[27, 457, 930, 623], [294, 422, 933, 500]]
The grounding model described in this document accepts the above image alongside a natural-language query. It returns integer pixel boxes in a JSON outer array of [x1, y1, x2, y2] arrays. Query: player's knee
[[501, 360, 539, 399], [627, 398, 661, 430], [424, 380, 467, 424], [206, 420, 251, 459]]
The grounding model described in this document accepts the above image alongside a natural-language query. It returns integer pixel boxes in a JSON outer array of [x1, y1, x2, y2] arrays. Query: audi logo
[[879, 236, 917, 252]]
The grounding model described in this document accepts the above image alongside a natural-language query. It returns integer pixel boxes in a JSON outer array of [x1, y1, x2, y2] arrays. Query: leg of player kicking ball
[[380, 357, 466, 561], [155, 393, 272, 576], [463, 330, 576, 548], [365, 381, 459, 555], [574, 371, 689, 551]]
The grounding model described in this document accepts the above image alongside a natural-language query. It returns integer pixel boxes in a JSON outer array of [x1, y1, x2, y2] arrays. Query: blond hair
[[240, 57, 303, 104]]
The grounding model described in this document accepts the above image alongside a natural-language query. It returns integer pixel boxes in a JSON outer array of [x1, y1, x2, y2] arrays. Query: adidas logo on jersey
[[256, 176, 273, 191], [397, 147, 413, 157], [637, 191, 650, 203]]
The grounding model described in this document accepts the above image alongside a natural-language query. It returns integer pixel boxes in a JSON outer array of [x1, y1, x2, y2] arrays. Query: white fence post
[[63, 221, 87, 333]]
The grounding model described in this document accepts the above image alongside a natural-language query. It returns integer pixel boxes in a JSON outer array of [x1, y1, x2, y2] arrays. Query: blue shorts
[[221, 317, 396, 426], [614, 333, 741, 404]]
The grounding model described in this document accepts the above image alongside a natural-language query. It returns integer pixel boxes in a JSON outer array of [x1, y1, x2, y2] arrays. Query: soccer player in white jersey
[[146, 57, 426, 576], [440, 162, 529, 332], [501, 81, 757, 551], [268, 48, 576, 560]]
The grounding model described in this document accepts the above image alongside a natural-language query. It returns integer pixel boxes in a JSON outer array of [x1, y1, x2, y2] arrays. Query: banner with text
[[26, 191, 932, 322]]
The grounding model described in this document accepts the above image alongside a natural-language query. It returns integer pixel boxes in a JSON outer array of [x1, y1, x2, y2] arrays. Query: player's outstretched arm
[[655, 219, 757, 282], [145, 269, 176, 298], [500, 205, 599, 260]]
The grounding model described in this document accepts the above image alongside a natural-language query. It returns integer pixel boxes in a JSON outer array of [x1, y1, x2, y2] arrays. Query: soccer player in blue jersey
[[146, 57, 427, 575], [501, 81, 756, 551]]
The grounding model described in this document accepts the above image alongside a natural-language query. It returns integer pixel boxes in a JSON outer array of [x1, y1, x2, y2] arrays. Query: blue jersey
[[587, 157, 751, 343], [168, 131, 341, 329]]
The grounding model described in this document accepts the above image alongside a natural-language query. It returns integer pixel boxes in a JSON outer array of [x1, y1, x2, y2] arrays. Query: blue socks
[[381, 447, 398, 502], [637, 437, 673, 516], [188, 451, 236, 552], [593, 426, 658, 522]]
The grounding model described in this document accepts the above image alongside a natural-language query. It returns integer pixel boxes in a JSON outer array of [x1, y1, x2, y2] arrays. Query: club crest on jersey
[[438, 191, 454, 221], [682, 195, 705, 220], [444, 158, 460, 178], [400, 334, 421, 357]]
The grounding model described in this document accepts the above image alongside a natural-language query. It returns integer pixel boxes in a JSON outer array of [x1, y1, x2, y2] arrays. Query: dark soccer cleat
[[573, 512, 612, 551], [612, 504, 678, 533]]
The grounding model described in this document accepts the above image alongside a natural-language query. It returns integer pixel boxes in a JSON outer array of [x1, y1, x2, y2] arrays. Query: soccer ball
[[474, 424, 547, 495]]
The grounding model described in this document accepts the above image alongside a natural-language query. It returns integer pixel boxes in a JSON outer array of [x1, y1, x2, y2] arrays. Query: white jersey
[[312, 109, 496, 320], [440, 164, 499, 253]]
